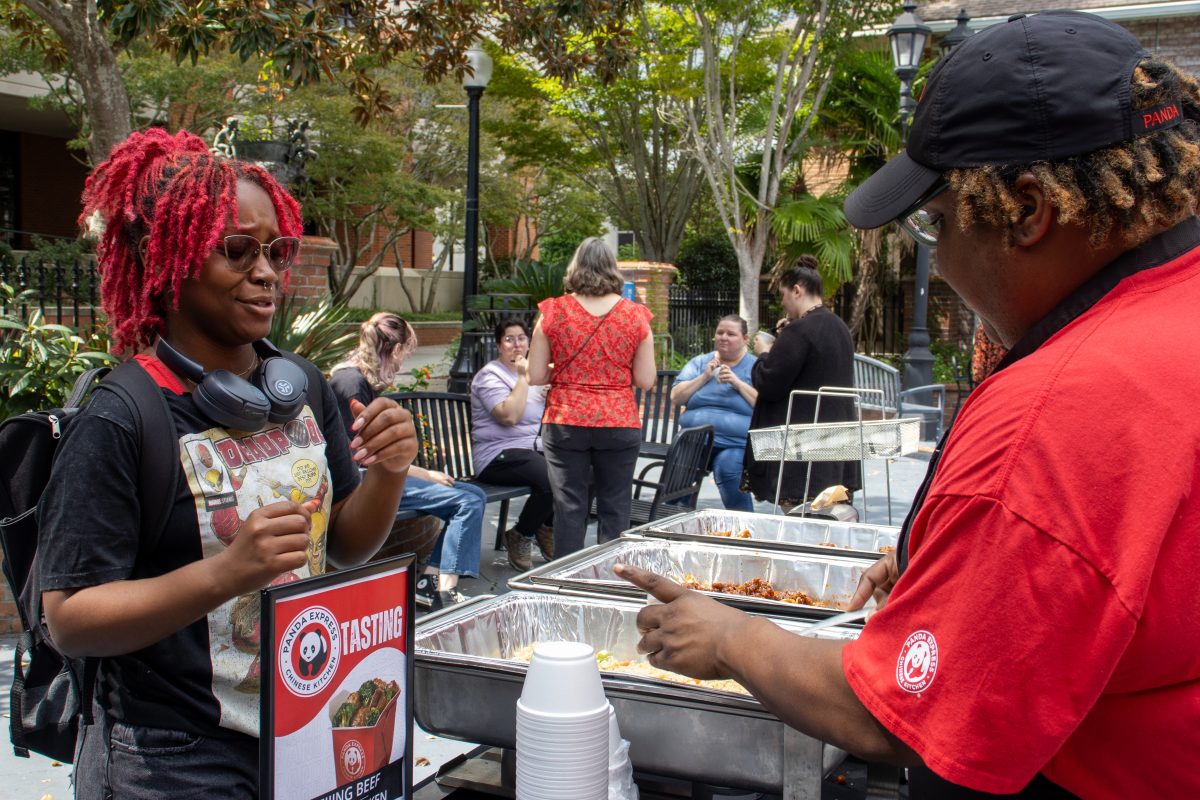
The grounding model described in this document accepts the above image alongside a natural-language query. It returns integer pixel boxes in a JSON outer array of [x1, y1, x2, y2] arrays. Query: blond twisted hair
[[332, 312, 418, 393]]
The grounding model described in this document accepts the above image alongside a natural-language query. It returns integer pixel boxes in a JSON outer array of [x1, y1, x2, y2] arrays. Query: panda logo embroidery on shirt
[[896, 630, 939, 694]]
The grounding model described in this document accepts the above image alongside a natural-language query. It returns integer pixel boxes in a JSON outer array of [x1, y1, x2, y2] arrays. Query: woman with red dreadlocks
[[35, 129, 417, 798]]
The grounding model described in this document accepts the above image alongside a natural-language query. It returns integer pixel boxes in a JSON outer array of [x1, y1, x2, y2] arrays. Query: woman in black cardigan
[[742, 257, 862, 508]]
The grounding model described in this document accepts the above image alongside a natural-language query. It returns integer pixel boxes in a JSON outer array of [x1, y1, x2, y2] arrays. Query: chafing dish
[[508, 536, 872, 620], [415, 591, 858, 792], [629, 508, 899, 560]]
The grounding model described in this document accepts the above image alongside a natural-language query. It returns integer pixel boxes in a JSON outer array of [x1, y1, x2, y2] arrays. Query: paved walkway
[[0, 430, 933, 796]]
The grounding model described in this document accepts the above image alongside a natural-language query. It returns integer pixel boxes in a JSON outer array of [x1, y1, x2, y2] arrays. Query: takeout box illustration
[[328, 678, 401, 785]]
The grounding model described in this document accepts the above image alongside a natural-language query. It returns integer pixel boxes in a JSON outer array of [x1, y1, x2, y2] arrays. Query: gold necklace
[[174, 351, 259, 389]]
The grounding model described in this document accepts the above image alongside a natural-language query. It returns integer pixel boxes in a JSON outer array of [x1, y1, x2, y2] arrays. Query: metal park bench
[[852, 354, 946, 440], [386, 391, 532, 551]]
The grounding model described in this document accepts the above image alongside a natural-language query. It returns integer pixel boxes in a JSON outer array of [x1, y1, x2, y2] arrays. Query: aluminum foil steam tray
[[629, 508, 899, 560], [509, 537, 873, 620], [415, 591, 857, 791]]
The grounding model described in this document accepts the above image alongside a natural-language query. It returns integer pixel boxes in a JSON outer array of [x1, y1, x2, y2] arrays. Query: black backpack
[[0, 360, 177, 762]]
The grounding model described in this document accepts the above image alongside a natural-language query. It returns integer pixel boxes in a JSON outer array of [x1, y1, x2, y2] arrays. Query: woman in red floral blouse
[[528, 238, 656, 557]]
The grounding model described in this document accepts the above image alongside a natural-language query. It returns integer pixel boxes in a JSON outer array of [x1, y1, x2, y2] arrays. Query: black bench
[[386, 391, 531, 551]]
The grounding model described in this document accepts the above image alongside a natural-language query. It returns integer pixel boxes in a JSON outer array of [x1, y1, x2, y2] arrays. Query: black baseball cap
[[844, 11, 1182, 229]]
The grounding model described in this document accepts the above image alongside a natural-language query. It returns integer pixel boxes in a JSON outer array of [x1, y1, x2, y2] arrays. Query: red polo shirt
[[842, 230, 1200, 796]]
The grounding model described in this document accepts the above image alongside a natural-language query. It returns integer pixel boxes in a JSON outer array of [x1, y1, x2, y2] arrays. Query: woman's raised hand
[[348, 398, 418, 473], [219, 498, 316, 596]]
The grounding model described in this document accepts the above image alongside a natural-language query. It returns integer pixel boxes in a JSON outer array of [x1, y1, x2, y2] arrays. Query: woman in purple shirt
[[469, 317, 554, 571]]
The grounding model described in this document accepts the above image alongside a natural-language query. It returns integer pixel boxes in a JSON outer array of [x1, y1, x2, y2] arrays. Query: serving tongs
[[797, 605, 877, 637]]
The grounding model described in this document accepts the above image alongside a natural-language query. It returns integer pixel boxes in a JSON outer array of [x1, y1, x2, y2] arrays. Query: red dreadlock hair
[[80, 128, 303, 353]]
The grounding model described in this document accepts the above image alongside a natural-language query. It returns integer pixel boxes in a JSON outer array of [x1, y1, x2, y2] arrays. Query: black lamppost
[[448, 43, 494, 393], [940, 9, 973, 59], [888, 3, 933, 390]]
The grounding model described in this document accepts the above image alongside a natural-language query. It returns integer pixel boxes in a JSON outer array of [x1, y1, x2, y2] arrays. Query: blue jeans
[[712, 444, 754, 512], [401, 476, 485, 577]]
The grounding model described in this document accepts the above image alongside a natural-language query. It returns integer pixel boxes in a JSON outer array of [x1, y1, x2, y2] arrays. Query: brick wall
[[618, 261, 677, 337], [290, 236, 335, 299], [1117, 19, 1200, 76]]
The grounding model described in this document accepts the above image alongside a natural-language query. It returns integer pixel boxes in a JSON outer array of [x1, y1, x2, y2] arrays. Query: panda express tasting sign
[[261, 555, 414, 800]]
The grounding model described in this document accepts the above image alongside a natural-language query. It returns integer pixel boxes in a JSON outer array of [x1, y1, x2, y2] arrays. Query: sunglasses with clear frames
[[218, 235, 301, 273], [898, 181, 950, 247], [501, 335, 529, 345]]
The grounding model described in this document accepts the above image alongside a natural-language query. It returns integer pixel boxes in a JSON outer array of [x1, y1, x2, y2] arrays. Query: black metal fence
[[667, 285, 778, 359], [0, 256, 101, 329], [668, 285, 737, 358]]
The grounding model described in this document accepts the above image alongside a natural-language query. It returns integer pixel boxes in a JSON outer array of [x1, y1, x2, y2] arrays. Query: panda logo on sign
[[298, 630, 329, 678], [279, 606, 341, 697]]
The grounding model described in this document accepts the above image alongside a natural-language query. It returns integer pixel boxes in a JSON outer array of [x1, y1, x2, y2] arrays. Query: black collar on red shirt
[[897, 214, 1200, 576]]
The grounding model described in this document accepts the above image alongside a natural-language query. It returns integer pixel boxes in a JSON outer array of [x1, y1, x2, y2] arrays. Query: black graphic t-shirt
[[37, 355, 360, 737]]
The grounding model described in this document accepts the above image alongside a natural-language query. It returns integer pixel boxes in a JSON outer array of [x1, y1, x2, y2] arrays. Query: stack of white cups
[[516, 642, 611, 799]]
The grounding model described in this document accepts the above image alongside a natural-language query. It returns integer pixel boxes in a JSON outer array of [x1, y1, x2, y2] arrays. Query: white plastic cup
[[519, 641, 607, 715]]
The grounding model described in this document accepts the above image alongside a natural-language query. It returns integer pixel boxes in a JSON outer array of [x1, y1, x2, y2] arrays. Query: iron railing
[[0, 256, 101, 329]]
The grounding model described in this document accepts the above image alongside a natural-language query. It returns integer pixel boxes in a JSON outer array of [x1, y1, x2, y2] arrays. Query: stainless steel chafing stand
[[414, 591, 891, 799], [628, 508, 899, 561], [748, 387, 920, 524], [508, 536, 873, 621]]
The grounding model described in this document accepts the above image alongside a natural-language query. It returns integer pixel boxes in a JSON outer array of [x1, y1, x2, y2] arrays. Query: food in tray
[[332, 678, 400, 728], [510, 644, 748, 695], [679, 574, 830, 607], [710, 529, 753, 539]]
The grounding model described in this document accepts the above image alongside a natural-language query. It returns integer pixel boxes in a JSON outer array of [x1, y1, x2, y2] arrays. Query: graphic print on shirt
[[896, 630, 939, 694], [179, 406, 331, 735]]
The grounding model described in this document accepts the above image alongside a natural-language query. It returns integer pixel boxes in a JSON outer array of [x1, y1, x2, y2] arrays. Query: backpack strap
[[75, 360, 178, 726], [64, 366, 113, 409], [96, 360, 179, 551]]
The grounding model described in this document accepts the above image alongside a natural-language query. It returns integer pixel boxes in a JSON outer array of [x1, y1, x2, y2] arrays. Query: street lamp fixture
[[888, 2, 932, 141], [888, 3, 935, 395], [940, 9, 973, 59], [447, 42, 494, 394]]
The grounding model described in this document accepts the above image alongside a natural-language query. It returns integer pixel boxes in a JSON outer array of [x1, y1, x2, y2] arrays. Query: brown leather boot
[[504, 528, 532, 572], [535, 525, 554, 562]]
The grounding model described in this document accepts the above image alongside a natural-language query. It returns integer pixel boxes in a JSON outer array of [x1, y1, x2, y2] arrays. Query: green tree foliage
[[480, 55, 607, 277], [1, 0, 646, 163], [674, 231, 738, 289], [524, 5, 705, 264], [662, 0, 895, 330], [278, 68, 456, 303]]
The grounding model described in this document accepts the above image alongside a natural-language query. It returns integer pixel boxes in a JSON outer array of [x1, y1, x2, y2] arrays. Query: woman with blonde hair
[[331, 312, 418, 397], [528, 237, 656, 557], [330, 313, 485, 610]]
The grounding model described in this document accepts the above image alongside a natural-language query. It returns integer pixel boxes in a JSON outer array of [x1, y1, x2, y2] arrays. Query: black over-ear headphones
[[155, 338, 308, 431]]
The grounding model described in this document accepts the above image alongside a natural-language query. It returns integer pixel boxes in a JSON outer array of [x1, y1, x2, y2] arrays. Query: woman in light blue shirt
[[670, 315, 758, 511]]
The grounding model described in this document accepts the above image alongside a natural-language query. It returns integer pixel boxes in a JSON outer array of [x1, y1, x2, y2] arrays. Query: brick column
[[289, 235, 336, 299], [618, 260, 677, 336]]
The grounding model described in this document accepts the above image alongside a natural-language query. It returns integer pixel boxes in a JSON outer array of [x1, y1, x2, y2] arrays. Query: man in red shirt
[[617, 12, 1200, 798]]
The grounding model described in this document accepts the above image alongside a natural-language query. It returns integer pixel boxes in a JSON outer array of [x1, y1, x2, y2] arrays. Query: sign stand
[[261, 554, 415, 800]]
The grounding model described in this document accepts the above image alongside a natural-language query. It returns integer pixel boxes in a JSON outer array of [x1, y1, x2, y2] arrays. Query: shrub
[[675, 232, 739, 289], [268, 293, 358, 374], [482, 261, 566, 306], [0, 283, 117, 417]]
